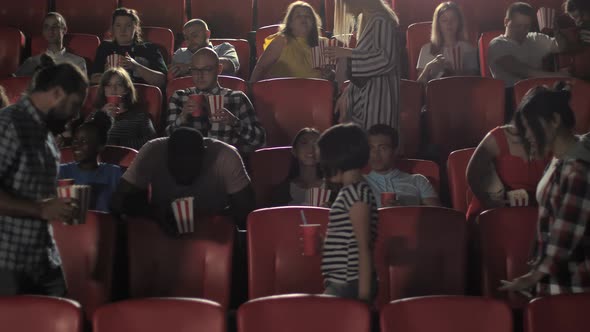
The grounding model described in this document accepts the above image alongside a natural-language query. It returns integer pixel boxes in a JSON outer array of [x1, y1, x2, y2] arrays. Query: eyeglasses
[[189, 66, 216, 75]]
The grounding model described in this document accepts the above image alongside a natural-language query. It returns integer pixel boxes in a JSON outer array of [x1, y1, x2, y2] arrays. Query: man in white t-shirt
[[488, 2, 566, 87], [364, 124, 441, 207]]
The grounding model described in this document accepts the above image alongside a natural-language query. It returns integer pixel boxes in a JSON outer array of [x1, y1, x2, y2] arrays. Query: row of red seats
[[5, 291, 589, 332], [48, 205, 540, 319]]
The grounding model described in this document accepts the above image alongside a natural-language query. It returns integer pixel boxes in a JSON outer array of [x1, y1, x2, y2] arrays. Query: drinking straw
[[300, 210, 308, 225]]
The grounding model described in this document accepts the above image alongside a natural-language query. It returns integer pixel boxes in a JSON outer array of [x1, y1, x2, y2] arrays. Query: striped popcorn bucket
[[537, 7, 556, 32], [308, 187, 332, 207], [57, 185, 91, 225], [171, 197, 195, 234], [207, 95, 224, 121], [443, 45, 463, 71], [107, 54, 122, 68]]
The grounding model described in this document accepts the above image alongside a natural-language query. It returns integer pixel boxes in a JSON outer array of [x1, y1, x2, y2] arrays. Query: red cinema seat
[[324, 0, 334, 32], [399, 79, 424, 158], [55, 0, 118, 36], [447, 148, 476, 213], [127, 216, 234, 308], [462, 0, 510, 34], [525, 293, 590, 332], [380, 296, 513, 332], [391, 0, 439, 30], [211, 38, 251, 80], [249, 146, 292, 208], [0, 27, 25, 77], [407, 22, 432, 81], [256, 0, 323, 28], [51, 211, 117, 318], [478, 207, 538, 309], [247, 207, 330, 299], [396, 159, 440, 194], [424, 77, 505, 163], [255, 25, 280, 58], [478, 30, 503, 77], [238, 294, 371, 332], [0, 0, 49, 37], [119, 0, 186, 33], [0, 296, 83, 332], [0, 76, 32, 103], [513, 77, 590, 134], [166, 75, 248, 101], [252, 78, 334, 147], [93, 298, 226, 332], [31, 33, 101, 73], [142, 27, 175, 64], [374, 207, 467, 308], [190, 0, 253, 38]]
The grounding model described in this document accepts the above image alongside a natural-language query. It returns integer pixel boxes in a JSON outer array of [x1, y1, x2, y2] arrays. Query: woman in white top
[[417, 1, 479, 83]]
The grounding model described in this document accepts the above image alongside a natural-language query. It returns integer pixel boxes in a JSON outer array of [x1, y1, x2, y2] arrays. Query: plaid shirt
[[165, 84, 266, 153], [532, 158, 590, 295], [0, 97, 61, 273]]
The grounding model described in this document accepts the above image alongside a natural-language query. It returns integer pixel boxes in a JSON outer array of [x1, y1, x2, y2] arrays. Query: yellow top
[[264, 34, 322, 79]]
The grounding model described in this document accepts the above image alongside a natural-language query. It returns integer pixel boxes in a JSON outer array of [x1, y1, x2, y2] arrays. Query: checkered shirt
[[0, 97, 61, 273], [532, 158, 590, 295], [165, 84, 266, 153]]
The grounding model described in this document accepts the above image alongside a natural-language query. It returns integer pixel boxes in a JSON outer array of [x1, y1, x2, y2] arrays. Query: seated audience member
[[466, 102, 551, 221], [91, 68, 156, 150], [417, 2, 478, 83], [565, 0, 590, 42], [169, 19, 239, 78], [250, 1, 332, 81], [91, 8, 167, 87], [59, 112, 123, 213], [0, 86, 9, 108], [488, 2, 566, 87], [365, 124, 441, 207], [15, 12, 86, 76], [111, 127, 256, 231], [272, 128, 331, 206], [500, 83, 590, 296], [166, 48, 265, 153]]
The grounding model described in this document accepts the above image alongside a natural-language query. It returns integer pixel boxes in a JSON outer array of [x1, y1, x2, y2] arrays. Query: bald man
[[165, 48, 265, 154]]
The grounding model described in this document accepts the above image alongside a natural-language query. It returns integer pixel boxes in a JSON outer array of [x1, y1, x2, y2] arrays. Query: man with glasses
[[16, 12, 87, 76], [165, 48, 265, 154]]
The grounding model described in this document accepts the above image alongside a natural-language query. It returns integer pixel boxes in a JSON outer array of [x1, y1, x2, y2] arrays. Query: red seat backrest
[[93, 298, 225, 332], [525, 293, 590, 332], [446, 148, 476, 213], [249, 146, 292, 208], [380, 296, 513, 332], [31, 33, 101, 73], [126, 216, 234, 308], [0, 0, 49, 37], [51, 211, 117, 319], [425, 77, 505, 163], [406, 22, 432, 81], [119, 0, 186, 33], [252, 78, 334, 147], [375, 207, 467, 308], [513, 77, 590, 134], [190, 0, 253, 38], [0, 296, 83, 332], [396, 159, 440, 194], [399, 79, 424, 158], [166, 75, 249, 102], [256, 0, 323, 28], [247, 207, 330, 299], [134, 83, 163, 132], [478, 207, 538, 309], [0, 27, 25, 77], [324, 0, 335, 32], [55, 0, 118, 36], [142, 27, 175, 64], [391, 0, 438, 31], [0, 76, 32, 103], [255, 25, 280, 58], [211, 38, 251, 80], [478, 30, 503, 77], [238, 295, 371, 332]]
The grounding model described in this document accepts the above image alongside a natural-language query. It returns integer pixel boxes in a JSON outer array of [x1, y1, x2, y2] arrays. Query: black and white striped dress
[[322, 181, 378, 283], [348, 11, 400, 134]]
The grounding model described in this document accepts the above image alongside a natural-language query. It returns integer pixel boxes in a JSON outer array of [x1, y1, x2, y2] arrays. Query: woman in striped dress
[[326, 0, 401, 133], [92, 68, 156, 150]]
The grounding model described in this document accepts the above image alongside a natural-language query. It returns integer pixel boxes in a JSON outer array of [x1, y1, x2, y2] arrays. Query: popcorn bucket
[[57, 185, 91, 224], [537, 7, 556, 32], [507, 189, 529, 207], [207, 95, 224, 121], [308, 187, 331, 207], [444, 45, 463, 71], [107, 54, 122, 68], [171, 197, 195, 234], [311, 39, 338, 68]]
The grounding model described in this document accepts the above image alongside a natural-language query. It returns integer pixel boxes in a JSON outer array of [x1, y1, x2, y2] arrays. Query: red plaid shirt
[[532, 158, 590, 295]]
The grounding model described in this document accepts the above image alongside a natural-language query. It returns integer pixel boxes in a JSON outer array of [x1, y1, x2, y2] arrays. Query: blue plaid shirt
[[0, 97, 61, 273]]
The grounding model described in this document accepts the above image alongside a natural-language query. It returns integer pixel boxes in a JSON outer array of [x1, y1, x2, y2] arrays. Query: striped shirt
[[91, 109, 156, 150], [322, 181, 378, 283], [348, 12, 401, 136]]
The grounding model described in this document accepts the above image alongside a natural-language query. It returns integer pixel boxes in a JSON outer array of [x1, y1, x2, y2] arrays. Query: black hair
[[29, 54, 88, 97], [317, 123, 370, 178], [565, 0, 590, 14], [287, 128, 322, 180], [167, 128, 206, 183], [76, 110, 113, 146], [169, 127, 205, 156], [368, 124, 399, 150], [505, 2, 535, 21], [514, 81, 574, 154]]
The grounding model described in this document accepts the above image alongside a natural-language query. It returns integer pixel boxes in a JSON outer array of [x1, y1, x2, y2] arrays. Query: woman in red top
[[466, 120, 551, 221]]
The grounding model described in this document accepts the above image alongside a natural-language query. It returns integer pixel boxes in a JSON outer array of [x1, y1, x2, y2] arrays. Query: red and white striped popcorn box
[[107, 54, 122, 68], [57, 185, 74, 199], [323, 39, 338, 66], [443, 45, 463, 71], [207, 95, 225, 121], [171, 197, 195, 234], [537, 7, 556, 32], [311, 44, 323, 68], [71, 185, 91, 225], [308, 187, 332, 207]]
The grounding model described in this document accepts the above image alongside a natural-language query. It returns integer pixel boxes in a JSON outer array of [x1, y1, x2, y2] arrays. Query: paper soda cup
[[57, 185, 91, 224], [188, 94, 205, 117], [57, 179, 74, 187], [381, 192, 397, 207], [107, 54, 122, 68], [300, 224, 321, 256], [207, 95, 224, 121], [171, 197, 195, 234], [308, 187, 331, 207]]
